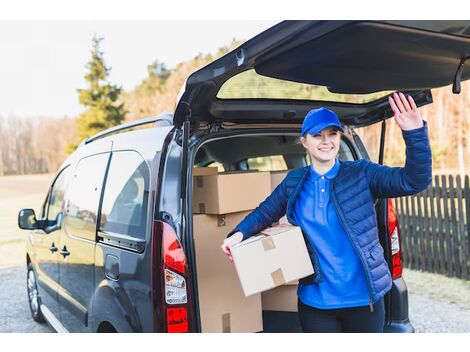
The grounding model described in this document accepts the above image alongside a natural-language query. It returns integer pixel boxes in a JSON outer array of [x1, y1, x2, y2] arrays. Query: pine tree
[[67, 35, 126, 153]]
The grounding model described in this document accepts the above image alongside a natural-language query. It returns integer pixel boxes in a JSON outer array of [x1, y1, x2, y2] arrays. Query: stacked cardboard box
[[192, 167, 271, 215], [193, 211, 263, 333], [261, 285, 299, 312], [192, 167, 304, 331]]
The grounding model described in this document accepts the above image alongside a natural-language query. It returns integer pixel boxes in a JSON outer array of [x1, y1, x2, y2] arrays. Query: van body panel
[[30, 228, 61, 320]]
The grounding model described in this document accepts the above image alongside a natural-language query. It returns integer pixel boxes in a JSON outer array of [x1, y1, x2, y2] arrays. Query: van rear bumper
[[383, 276, 415, 333]]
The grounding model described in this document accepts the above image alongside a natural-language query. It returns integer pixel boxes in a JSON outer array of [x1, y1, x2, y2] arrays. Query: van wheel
[[27, 262, 45, 323]]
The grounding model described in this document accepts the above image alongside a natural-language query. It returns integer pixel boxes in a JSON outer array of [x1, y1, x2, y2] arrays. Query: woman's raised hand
[[388, 92, 424, 131]]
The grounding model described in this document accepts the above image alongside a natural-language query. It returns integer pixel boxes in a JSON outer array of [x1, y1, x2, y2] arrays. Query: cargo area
[[191, 134, 310, 333]]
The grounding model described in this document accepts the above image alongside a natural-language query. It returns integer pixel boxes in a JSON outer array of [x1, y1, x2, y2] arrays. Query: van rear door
[[174, 20, 470, 129]]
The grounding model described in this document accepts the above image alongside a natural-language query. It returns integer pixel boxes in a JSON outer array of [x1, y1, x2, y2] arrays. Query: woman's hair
[[300, 126, 343, 141]]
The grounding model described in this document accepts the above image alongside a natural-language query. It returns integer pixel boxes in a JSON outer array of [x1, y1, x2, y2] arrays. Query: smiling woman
[[222, 92, 432, 333]]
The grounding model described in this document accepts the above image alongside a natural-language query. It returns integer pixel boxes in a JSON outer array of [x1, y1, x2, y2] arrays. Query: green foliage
[[68, 35, 126, 153], [139, 60, 171, 95], [120, 38, 246, 121]]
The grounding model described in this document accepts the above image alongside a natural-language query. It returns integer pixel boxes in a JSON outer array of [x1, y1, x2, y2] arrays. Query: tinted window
[[99, 151, 149, 239], [47, 167, 70, 222], [217, 69, 392, 103], [247, 155, 288, 171], [64, 153, 110, 241]]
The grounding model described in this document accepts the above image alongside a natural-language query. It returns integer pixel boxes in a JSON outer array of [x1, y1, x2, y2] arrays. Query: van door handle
[[59, 246, 70, 259], [49, 243, 58, 253]]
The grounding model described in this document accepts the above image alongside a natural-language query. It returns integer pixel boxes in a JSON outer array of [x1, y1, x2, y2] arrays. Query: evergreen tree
[[67, 35, 126, 153]]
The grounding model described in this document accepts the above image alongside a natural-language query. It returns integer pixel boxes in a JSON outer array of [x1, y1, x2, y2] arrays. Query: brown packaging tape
[[271, 268, 286, 286], [262, 237, 276, 251], [198, 203, 206, 213], [222, 313, 231, 333], [217, 214, 226, 227], [195, 176, 203, 188]]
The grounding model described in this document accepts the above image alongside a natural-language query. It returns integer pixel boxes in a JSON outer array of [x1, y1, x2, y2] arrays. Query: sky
[[0, 21, 279, 118], [0, 0, 464, 120]]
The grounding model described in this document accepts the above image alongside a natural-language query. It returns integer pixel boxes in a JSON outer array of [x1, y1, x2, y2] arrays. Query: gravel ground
[[408, 293, 470, 332], [0, 266, 52, 333], [1, 265, 469, 333]]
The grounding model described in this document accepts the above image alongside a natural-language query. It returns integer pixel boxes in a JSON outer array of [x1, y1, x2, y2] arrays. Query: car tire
[[27, 262, 45, 323]]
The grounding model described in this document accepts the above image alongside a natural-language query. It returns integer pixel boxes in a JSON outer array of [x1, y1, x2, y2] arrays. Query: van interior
[[191, 132, 355, 332]]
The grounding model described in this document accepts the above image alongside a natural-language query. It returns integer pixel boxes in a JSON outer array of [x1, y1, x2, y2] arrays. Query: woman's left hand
[[388, 92, 424, 131]]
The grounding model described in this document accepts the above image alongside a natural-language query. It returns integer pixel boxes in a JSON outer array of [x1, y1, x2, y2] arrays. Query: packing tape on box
[[262, 236, 276, 251], [222, 313, 231, 333], [217, 214, 226, 227], [271, 268, 286, 286], [198, 203, 206, 213], [195, 176, 204, 188]]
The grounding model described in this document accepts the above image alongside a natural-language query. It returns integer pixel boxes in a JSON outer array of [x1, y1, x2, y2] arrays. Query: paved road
[[1, 266, 470, 333]]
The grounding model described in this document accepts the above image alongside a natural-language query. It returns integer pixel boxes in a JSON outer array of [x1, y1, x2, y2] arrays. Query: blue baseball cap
[[301, 107, 344, 136]]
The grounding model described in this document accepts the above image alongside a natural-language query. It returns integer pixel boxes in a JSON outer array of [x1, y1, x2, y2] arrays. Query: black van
[[19, 20, 470, 333]]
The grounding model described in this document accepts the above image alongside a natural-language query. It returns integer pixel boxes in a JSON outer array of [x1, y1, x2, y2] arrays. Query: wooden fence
[[394, 174, 470, 281]]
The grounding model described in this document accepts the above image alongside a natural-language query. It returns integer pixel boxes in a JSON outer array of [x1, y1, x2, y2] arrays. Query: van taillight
[[387, 199, 403, 279], [152, 220, 191, 333]]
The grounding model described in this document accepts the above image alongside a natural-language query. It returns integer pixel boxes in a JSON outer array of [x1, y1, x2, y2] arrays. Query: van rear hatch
[[174, 20, 470, 129]]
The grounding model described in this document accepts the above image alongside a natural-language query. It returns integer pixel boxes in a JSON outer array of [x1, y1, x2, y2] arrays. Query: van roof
[[58, 122, 174, 173]]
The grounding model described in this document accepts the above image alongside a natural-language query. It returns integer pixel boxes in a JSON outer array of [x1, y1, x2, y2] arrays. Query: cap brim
[[304, 122, 344, 135]]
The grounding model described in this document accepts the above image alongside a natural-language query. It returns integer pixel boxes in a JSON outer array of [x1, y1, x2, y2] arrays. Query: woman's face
[[301, 126, 341, 163]]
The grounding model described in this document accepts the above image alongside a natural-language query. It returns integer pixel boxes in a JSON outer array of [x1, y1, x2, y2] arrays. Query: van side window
[[47, 166, 70, 223], [247, 155, 288, 171], [64, 153, 110, 241], [99, 151, 149, 240]]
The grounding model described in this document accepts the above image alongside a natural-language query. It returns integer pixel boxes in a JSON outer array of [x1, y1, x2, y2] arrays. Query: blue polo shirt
[[294, 158, 370, 309]]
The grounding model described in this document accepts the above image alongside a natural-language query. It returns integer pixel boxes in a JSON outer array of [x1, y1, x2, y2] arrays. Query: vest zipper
[[330, 179, 375, 313]]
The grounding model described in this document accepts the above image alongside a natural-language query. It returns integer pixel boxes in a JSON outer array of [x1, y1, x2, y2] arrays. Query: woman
[[221, 92, 432, 333]]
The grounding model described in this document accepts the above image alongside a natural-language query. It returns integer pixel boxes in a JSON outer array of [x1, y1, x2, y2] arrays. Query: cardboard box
[[193, 167, 219, 176], [193, 211, 263, 333], [192, 170, 271, 214], [230, 223, 314, 297], [261, 284, 299, 312]]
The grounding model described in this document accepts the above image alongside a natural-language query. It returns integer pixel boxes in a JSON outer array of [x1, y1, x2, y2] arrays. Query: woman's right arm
[[221, 176, 288, 261], [220, 176, 289, 259]]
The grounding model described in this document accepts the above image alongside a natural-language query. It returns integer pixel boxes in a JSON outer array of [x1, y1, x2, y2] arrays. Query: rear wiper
[[453, 56, 469, 94]]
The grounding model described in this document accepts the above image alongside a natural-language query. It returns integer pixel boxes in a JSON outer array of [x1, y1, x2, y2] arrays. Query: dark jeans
[[298, 297, 385, 333]]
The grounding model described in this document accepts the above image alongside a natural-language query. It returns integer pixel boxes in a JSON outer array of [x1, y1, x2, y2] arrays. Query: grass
[[403, 267, 470, 309], [0, 174, 54, 269]]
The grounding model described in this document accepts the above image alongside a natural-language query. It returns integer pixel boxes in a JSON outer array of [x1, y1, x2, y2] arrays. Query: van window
[[247, 155, 288, 171], [217, 69, 392, 104], [64, 153, 110, 241], [99, 151, 149, 239], [47, 166, 70, 223]]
